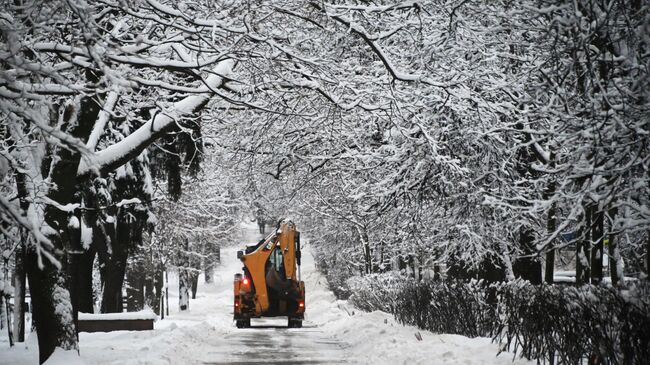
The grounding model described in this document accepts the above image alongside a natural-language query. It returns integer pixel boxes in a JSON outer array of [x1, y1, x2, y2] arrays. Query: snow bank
[[301, 241, 533, 365], [78, 309, 157, 321]]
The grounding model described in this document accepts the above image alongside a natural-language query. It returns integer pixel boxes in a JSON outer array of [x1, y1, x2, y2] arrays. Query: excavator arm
[[241, 237, 272, 313]]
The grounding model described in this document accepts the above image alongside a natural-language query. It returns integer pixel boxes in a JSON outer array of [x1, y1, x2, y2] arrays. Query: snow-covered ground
[[1, 223, 533, 364]]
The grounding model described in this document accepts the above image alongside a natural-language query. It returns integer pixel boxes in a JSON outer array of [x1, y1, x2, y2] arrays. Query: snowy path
[[201, 321, 347, 364], [1, 223, 533, 364], [187, 225, 348, 365]]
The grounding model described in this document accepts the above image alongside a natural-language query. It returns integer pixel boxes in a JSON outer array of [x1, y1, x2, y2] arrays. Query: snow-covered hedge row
[[349, 276, 494, 337], [346, 273, 403, 313], [348, 274, 650, 364], [493, 281, 650, 365], [312, 246, 356, 300]]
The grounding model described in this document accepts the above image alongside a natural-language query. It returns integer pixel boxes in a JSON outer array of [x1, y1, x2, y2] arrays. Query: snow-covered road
[[177, 224, 348, 364], [201, 320, 347, 364], [1, 223, 533, 364]]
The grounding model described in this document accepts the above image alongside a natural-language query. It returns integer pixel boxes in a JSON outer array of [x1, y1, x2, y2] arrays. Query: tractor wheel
[[288, 318, 302, 328], [236, 319, 250, 328]]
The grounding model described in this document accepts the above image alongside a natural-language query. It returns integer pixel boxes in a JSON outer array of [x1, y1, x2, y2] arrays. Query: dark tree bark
[[544, 206, 556, 284], [69, 206, 98, 317], [13, 173, 30, 343], [513, 228, 542, 284], [2, 287, 12, 346], [203, 245, 220, 284], [13, 245, 26, 342], [204, 262, 214, 284], [608, 207, 619, 286], [576, 206, 592, 286], [179, 238, 190, 311], [143, 266, 154, 311], [190, 271, 199, 300], [591, 209, 604, 284], [152, 268, 164, 315], [100, 217, 132, 313], [67, 210, 92, 321], [643, 231, 650, 282], [544, 156, 557, 284], [126, 259, 145, 312], [360, 228, 372, 275], [165, 136, 182, 201], [512, 122, 541, 285], [179, 271, 190, 311], [27, 92, 101, 363], [72, 247, 96, 314]]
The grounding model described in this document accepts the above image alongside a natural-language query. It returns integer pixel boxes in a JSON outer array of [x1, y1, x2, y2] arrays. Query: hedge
[[348, 275, 650, 365]]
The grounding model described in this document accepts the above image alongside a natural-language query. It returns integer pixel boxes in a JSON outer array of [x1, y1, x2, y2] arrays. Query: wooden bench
[[78, 310, 156, 333]]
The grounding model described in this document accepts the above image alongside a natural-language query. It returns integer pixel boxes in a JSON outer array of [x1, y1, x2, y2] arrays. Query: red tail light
[[235, 301, 239, 308], [298, 301, 305, 308], [242, 277, 249, 285]]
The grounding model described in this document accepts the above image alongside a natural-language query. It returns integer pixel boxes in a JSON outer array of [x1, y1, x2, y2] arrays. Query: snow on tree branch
[[77, 59, 235, 178]]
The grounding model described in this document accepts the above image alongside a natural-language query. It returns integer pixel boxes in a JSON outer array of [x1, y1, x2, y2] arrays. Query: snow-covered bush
[[347, 274, 494, 337], [347, 273, 650, 364], [493, 281, 650, 365], [394, 279, 495, 338], [312, 240, 359, 300], [347, 273, 404, 313]]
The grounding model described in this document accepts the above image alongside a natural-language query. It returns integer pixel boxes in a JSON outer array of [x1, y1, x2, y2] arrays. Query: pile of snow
[[78, 309, 156, 321], [300, 240, 532, 365]]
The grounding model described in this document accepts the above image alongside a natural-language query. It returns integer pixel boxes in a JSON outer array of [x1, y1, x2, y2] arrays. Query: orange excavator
[[233, 221, 305, 328]]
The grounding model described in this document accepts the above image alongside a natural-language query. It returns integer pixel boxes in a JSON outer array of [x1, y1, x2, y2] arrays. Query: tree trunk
[[190, 271, 199, 300], [165, 270, 169, 317], [179, 270, 190, 311], [144, 268, 154, 311], [25, 250, 78, 364], [13, 174, 31, 343], [71, 246, 96, 314], [153, 268, 164, 315], [101, 206, 144, 313], [359, 228, 372, 275], [576, 206, 592, 286], [179, 239, 190, 311], [544, 173, 556, 284], [646, 233, 649, 282], [69, 210, 96, 319], [591, 209, 604, 284], [0, 295, 5, 331], [204, 263, 214, 284], [29, 92, 101, 363], [2, 291, 12, 346], [606, 207, 618, 286], [126, 260, 145, 312], [13, 245, 26, 342], [101, 266, 125, 313], [203, 243, 218, 284], [99, 217, 127, 313]]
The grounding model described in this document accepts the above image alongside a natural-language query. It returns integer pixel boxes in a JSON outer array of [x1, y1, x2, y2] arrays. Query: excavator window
[[268, 244, 286, 280]]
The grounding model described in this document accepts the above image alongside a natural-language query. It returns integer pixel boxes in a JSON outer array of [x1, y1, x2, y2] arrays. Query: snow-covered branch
[[77, 59, 235, 177]]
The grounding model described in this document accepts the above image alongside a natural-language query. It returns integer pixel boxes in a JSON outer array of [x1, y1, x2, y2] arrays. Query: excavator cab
[[233, 221, 305, 328]]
